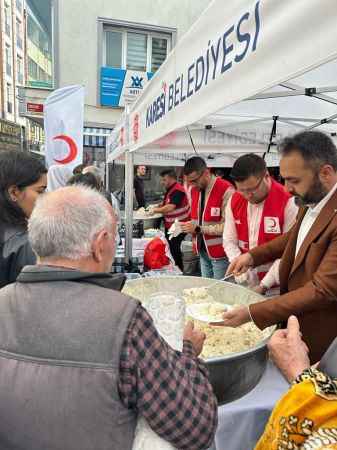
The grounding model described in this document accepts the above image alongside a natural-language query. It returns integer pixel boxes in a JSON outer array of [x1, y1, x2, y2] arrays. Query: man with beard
[[180, 157, 234, 279], [134, 165, 147, 208], [219, 131, 337, 363]]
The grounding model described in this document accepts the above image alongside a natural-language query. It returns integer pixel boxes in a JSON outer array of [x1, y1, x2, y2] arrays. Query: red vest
[[191, 177, 232, 259], [163, 182, 190, 229], [231, 179, 291, 279]]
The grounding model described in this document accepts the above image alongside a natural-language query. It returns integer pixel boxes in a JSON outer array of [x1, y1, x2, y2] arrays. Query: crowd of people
[[0, 130, 336, 449]]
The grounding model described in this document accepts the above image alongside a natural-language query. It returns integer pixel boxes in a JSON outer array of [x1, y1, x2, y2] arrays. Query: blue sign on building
[[100, 67, 153, 107]]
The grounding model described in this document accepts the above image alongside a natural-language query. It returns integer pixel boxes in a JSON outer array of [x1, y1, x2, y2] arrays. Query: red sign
[[133, 114, 139, 143], [27, 102, 44, 113]]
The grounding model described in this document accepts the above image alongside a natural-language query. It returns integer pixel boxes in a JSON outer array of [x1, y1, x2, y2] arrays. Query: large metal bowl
[[123, 276, 274, 405]]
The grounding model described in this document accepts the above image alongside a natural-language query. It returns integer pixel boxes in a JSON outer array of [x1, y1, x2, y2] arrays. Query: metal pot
[[205, 334, 269, 405], [122, 276, 274, 405]]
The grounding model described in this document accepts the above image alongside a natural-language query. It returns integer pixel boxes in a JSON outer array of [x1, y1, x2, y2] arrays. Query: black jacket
[[0, 222, 36, 288], [134, 175, 145, 208]]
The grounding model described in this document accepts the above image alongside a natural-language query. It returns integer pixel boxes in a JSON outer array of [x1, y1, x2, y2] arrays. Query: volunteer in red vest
[[223, 154, 298, 293], [151, 169, 190, 271], [180, 157, 235, 279]]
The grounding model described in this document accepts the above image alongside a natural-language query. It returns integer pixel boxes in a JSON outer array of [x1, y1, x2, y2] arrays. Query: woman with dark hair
[[0, 151, 47, 288]]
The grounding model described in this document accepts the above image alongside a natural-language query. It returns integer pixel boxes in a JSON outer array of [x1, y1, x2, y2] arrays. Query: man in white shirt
[[223, 154, 298, 293], [220, 131, 337, 363], [180, 157, 235, 279]]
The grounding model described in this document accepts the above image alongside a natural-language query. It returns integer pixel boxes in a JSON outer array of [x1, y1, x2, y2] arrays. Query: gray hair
[[28, 186, 114, 260]]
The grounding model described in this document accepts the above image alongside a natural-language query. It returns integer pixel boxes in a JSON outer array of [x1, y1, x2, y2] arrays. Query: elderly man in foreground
[[0, 186, 217, 450], [255, 315, 337, 449]]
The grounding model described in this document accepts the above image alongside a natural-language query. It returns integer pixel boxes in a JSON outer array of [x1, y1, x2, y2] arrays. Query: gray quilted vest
[[0, 265, 139, 450]]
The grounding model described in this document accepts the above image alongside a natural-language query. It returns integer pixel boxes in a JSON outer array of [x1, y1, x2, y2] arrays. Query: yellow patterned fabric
[[255, 369, 337, 450]]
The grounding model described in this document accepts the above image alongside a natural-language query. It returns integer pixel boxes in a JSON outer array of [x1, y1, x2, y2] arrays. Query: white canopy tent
[[108, 125, 281, 167], [106, 0, 337, 262]]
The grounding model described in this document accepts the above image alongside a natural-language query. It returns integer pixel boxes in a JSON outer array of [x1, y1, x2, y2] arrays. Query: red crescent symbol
[[270, 218, 277, 228], [53, 134, 78, 164]]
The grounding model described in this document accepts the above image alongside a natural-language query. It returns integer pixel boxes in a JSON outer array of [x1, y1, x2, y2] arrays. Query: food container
[[122, 276, 274, 405]]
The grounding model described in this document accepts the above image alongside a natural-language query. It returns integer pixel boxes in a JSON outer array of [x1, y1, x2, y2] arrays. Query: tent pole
[[306, 112, 337, 131], [277, 118, 307, 129], [263, 116, 278, 160], [124, 149, 134, 266], [249, 85, 337, 100], [276, 116, 337, 124], [123, 105, 133, 268], [105, 141, 110, 191], [281, 82, 337, 107]]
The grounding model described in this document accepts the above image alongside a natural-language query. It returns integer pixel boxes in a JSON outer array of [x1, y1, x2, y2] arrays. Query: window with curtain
[[151, 37, 168, 72], [105, 30, 123, 68], [126, 32, 147, 71], [104, 26, 171, 73]]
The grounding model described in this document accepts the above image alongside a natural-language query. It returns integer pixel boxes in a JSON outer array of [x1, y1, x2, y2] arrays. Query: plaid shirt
[[118, 304, 218, 450]]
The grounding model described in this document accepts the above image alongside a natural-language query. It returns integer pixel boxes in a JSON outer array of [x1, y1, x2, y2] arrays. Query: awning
[[128, 0, 337, 151], [83, 127, 113, 147]]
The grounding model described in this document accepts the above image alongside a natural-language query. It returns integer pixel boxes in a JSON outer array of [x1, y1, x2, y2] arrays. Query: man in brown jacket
[[222, 131, 337, 363]]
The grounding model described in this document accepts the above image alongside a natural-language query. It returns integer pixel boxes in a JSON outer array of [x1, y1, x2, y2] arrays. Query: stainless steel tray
[[123, 276, 274, 404]]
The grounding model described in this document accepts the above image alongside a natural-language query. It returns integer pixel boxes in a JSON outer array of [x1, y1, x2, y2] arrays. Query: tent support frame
[[249, 84, 337, 100], [124, 149, 134, 264], [123, 106, 134, 264], [263, 116, 278, 159]]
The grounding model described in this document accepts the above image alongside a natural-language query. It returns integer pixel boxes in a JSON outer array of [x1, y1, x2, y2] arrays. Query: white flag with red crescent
[[44, 85, 84, 169]]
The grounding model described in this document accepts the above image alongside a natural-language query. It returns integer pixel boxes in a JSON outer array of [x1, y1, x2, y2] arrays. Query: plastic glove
[[145, 206, 156, 216], [168, 219, 183, 240], [234, 269, 259, 288], [234, 272, 248, 286]]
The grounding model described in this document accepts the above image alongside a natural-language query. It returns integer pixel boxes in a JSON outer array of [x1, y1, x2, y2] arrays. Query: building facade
[[26, 0, 52, 89], [20, 0, 53, 153], [0, 0, 25, 149], [19, 0, 210, 159]]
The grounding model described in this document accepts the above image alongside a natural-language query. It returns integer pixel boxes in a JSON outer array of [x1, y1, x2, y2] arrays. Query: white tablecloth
[[209, 361, 290, 450]]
